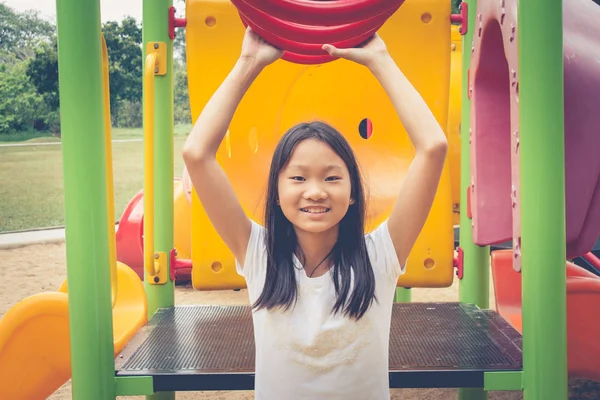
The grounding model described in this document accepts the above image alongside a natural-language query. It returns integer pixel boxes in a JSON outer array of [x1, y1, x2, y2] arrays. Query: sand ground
[[1, 242, 597, 399]]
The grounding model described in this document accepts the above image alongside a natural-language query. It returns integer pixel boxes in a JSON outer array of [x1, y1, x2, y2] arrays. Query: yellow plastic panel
[[187, 0, 455, 289], [448, 25, 463, 224]]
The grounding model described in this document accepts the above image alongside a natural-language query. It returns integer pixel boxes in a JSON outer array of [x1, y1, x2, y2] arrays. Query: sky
[[3, 0, 152, 22]]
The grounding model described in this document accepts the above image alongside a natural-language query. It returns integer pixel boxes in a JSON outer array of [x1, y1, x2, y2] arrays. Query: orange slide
[[0, 262, 147, 399], [491, 250, 600, 381]]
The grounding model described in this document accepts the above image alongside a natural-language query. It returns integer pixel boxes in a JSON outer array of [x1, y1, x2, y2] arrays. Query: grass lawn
[[0, 126, 190, 233]]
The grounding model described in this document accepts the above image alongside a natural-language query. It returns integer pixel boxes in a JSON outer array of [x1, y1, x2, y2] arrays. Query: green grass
[[0, 126, 189, 233], [0, 124, 192, 143], [106, 124, 193, 139], [0, 130, 58, 142]]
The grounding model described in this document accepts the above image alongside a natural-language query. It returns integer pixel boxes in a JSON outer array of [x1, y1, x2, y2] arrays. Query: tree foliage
[[25, 38, 60, 133], [0, 3, 55, 134], [174, 59, 191, 124], [2, 0, 195, 134], [102, 17, 143, 125], [452, 0, 462, 15], [0, 3, 54, 62], [0, 61, 47, 133]]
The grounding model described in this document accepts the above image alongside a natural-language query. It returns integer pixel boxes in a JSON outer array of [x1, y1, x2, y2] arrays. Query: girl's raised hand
[[240, 27, 283, 68], [322, 33, 390, 69]]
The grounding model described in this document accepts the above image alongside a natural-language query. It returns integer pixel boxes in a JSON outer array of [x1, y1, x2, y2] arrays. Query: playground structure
[[118, 0, 462, 291], [115, 22, 466, 285], [0, 0, 599, 399], [0, 33, 149, 398]]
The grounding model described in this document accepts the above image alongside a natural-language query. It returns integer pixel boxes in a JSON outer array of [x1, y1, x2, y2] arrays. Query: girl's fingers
[[322, 44, 355, 59], [322, 44, 337, 55]]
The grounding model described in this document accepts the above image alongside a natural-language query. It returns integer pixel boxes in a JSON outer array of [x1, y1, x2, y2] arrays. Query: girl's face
[[277, 138, 354, 234]]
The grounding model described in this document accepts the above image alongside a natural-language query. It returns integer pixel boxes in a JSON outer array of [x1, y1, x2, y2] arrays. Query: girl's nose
[[304, 184, 327, 201]]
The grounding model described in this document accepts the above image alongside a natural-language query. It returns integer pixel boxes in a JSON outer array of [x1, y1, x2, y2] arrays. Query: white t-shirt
[[236, 220, 406, 400]]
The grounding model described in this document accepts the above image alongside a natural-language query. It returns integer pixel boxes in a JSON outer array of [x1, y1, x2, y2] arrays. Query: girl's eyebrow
[[287, 164, 344, 171]]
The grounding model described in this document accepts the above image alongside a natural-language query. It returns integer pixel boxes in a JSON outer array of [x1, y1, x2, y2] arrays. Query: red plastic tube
[[239, 17, 337, 64], [233, 0, 406, 64], [243, 0, 406, 26], [231, 0, 398, 44]]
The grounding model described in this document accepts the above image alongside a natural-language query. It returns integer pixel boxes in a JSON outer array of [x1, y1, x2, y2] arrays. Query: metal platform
[[115, 302, 522, 392]]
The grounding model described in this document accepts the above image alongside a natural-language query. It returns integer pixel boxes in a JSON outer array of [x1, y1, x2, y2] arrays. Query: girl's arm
[[323, 35, 448, 266], [183, 28, 282, 264]]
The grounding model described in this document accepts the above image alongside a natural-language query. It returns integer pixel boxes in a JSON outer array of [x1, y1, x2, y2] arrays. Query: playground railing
[[143, 50, 159, 279]]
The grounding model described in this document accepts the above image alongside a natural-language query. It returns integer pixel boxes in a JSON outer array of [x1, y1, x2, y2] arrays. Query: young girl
[[183, 28, 447, 400]]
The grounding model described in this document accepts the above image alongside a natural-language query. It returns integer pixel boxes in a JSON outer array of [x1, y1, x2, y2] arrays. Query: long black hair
[[252, 121, 377, 320]]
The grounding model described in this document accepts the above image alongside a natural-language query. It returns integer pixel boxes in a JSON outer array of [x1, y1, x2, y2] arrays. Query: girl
[[183, 28, 447, 400]]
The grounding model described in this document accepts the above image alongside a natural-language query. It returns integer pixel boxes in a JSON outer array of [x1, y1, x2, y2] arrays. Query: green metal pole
[[458, 1, 488, 399], [395, 288, 412, 302], [55, 0, 115, 398], [519, 0, 567, 398], [143, 0, 175, 316], [143, 0, 175, 399], [457, 1, 489, 309]]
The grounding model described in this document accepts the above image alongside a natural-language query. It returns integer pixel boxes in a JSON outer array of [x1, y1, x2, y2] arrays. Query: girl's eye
[[325, 176, 341, 181], [290, 176, 305, 181]]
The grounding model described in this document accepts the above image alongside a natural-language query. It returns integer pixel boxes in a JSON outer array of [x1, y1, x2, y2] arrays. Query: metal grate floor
[[115, 302, 522, 391]]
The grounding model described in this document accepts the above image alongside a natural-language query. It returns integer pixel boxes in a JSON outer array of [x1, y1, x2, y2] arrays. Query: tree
[[452, 0, 462, 15], [174, 59, 191, 124], [0, 61, 47, 133], [26, 37, 60, 133], [2, 1, 193, 132], [102, 16, 143, 125], [0, 3, 55, 134], [172, 0, 187, 62], [24, 15, 144, 130], [0, 3, 54, 62], [173, 25, 187, 63]]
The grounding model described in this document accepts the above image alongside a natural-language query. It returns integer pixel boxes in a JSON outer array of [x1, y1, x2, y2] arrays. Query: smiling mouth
[[300, 207, 330, 214]]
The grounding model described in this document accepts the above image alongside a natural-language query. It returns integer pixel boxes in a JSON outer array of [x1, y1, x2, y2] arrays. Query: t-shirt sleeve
[[365, 219, 407, 279], [235, 219, 267, 283]]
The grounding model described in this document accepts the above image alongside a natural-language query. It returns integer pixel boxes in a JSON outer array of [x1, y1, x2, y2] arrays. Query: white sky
[[3, 0, 154, 22]]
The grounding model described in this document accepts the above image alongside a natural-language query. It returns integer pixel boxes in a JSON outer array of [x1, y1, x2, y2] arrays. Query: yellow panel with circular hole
[[186, 0, 456, 290]]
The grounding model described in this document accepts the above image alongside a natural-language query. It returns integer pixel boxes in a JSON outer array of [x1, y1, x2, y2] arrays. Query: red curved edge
[[282, 51, 337, 64], [241, 14, 378, 56], [232, 0, 396, 44], [115, 189, 145, 280], [116, 179, 190, 281], [238, 17, 337, 64], [245, 0, 406, 26]]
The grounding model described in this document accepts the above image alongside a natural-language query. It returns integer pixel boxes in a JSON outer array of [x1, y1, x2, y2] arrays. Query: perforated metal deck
[[115, 302, 522, 391]]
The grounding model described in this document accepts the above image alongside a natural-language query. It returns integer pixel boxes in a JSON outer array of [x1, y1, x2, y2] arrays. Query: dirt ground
[[1, 242, 597, 399]]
